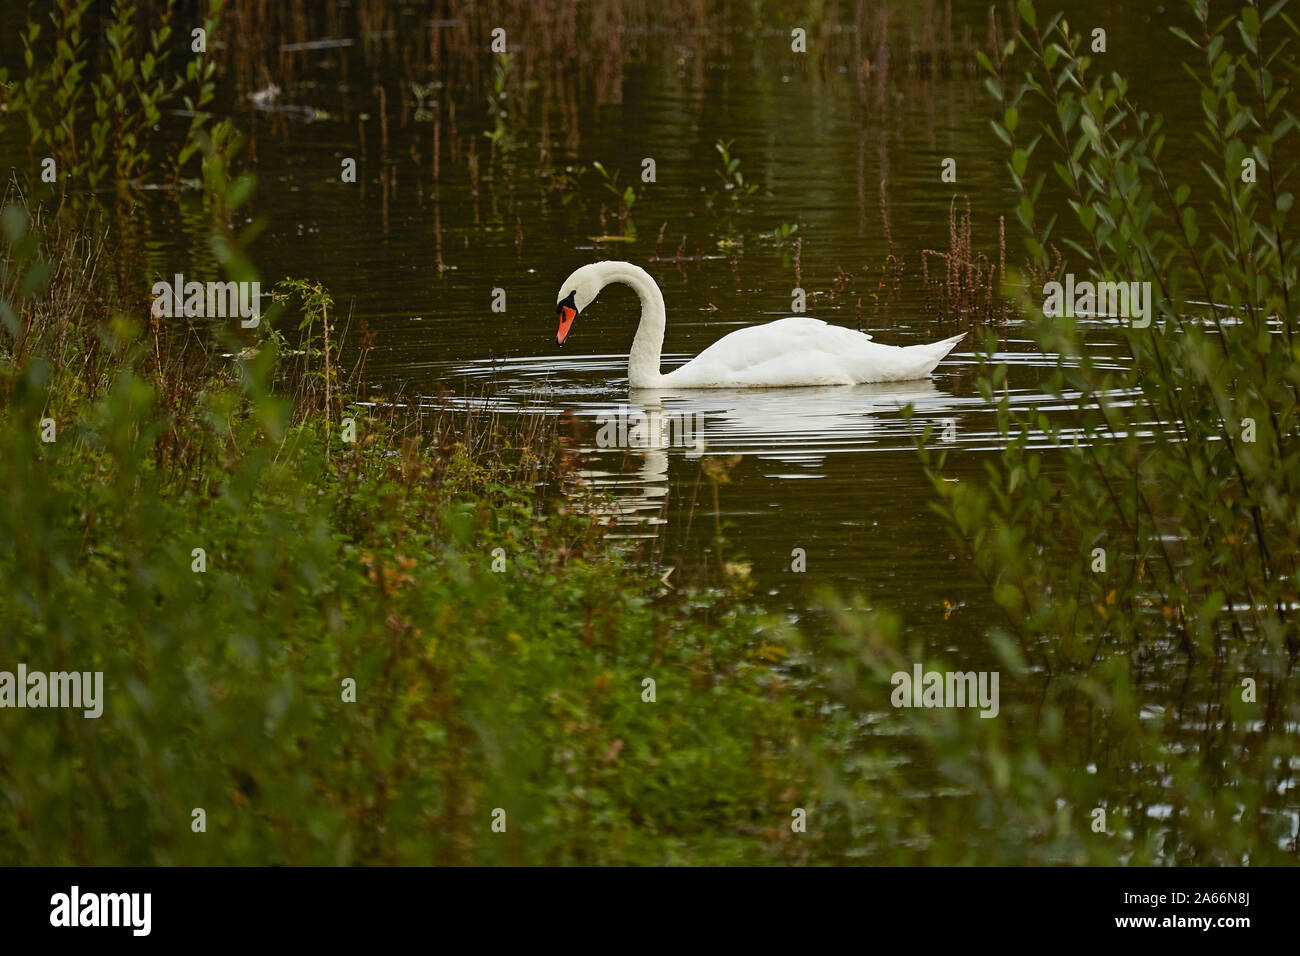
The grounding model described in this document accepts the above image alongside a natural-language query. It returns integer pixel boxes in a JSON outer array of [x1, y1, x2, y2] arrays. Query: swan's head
[[554, 263, 606, 346]]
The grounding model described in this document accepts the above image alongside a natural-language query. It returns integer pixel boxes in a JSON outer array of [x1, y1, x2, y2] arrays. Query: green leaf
[[225, 173, 256, 210], [1238, 20, 1259, 54], [1242, 6, 1261, 39], [1017, 0, 1037, 30]]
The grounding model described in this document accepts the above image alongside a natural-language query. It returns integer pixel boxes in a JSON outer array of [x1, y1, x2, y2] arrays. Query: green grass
[[0, 323, 820, 864]]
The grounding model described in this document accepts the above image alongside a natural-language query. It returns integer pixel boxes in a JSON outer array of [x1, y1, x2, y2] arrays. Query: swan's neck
[[599, 263, 666, 387]]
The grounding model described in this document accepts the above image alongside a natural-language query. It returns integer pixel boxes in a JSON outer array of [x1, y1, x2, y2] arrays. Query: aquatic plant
[[1, 0, 226, 193], [590, 161, 637, 239], [710, 138, 760, 241], [483, 53, 515, 157], [920, 197, 1010, 324]]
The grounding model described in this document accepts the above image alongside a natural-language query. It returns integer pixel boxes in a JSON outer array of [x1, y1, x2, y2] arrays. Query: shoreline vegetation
[[2, 187, 829, 865], [1, 0, 1297, 864]]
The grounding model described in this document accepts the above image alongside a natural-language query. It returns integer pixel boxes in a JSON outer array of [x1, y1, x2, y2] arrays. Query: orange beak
[[556, 305, 577, 346]]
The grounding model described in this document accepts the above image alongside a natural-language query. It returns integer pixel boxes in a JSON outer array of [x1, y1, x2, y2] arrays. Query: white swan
[[554, 261, 964, 387]]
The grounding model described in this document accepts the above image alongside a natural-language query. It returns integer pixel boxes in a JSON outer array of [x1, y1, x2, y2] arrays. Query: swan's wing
[[661, 318, 960, 387], [747, 316, 872, 341], [686, 317, 873, 365], [664, 318, 874, 386]]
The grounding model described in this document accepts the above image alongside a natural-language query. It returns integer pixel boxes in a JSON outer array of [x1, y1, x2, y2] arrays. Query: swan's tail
[[912, 331, 965, 376]]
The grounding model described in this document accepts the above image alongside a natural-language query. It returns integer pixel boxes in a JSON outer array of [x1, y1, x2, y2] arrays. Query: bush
[[796, 0, 1299, 865]]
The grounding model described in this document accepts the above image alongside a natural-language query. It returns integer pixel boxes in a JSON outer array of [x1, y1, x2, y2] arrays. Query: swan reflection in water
[[570, 379, 961, 536]]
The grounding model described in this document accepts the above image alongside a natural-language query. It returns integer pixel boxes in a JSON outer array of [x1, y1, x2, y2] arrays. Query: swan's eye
[[556, 290, 578, 314]]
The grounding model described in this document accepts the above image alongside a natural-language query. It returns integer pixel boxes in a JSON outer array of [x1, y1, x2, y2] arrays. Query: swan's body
[[554, 261, 963, 388]]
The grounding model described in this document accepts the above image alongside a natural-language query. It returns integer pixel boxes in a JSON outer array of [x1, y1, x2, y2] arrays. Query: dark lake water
[[0, 0, 1198, 639]]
